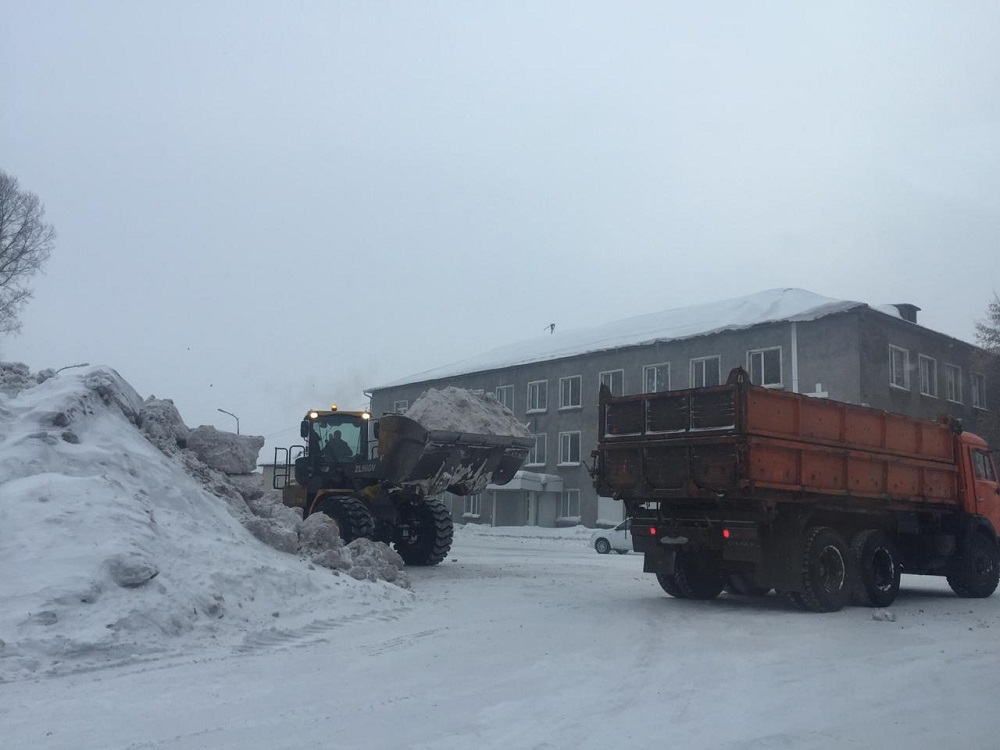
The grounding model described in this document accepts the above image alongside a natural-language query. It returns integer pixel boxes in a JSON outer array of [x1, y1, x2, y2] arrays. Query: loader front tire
[[393, 497, 453, 566], [317, 495, 375, 544]]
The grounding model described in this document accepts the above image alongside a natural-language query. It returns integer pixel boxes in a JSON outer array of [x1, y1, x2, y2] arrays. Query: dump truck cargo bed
[[596, 369, 959, 510]]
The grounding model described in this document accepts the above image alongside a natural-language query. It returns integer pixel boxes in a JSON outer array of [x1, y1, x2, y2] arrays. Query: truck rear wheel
[[655, 573, 687, 598], [672, 549, 725, 600], [317, 495, 375, 543], [799, 526, 851, 613], [850, 529, 901, 607], [393, 497, 454, 566], [947, 532, 1000, 598]]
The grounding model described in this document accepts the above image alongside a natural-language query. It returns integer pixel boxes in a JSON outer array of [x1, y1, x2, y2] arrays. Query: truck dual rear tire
[[671, 549, 725, 600], [850, 529, 901, 608], [656, 573, 686, 598], [947, 532, 1000, 598], [799, 526, 851, 613]]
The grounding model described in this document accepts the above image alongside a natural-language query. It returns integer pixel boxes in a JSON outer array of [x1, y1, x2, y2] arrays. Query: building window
[[559, 375, 582, 409], [747, 347, 782, 387], [972, 373, 986, 410], [495, 385, 514, 411], [599, 369, 624, 396], [918, 355, 937, 397], [559, 431, 581, 465], [889, 346, 909, 390], [526, 434, 547, 466], [690, 356, 721, 387], [559, 489, 580, 519], [527, 380, 548, 413], [643, 363, 670, 393], [464, 493, 481, 516], [945, 364, 963, 403], [393, 400, 408, 413]]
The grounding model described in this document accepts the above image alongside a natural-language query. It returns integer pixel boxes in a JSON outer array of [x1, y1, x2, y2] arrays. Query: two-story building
[[369, 288, 995, 529]]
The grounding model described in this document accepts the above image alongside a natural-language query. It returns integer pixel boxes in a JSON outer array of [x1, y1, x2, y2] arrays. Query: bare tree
[[0, 169, 56, 335], [974, 293, 1000, 445]]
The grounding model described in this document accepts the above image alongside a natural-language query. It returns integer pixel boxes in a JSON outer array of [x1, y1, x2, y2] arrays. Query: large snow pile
[[405, 386, 532, 438], [0, 364, 412, 680]]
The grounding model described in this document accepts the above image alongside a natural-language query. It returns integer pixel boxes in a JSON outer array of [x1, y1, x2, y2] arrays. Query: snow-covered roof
[[375, 288, 902, 390]]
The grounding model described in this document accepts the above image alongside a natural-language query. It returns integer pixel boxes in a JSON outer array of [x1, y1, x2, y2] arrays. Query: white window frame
[[558, 431, 581, 466], [889, 346, 909, 390], [642, 363, 670, 394], [527, 380, 548, 413], [559, 375, 582, 410], [945, 364, 963, 403], [690, 356, 722, 388], [972, 372, 986, 410], [599, 369, 625, 397], [393, 400, 409, 413], [495, 385, 514, 411], [559, 489, 581, 520], [918, 355, 937, 397], [525, 434, 547, 467], [463, 493, 481, 517], [747, 347, 783, 388]]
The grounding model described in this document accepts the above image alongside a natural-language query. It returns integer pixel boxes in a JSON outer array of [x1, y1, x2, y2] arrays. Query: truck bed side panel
[[597, 375, 959, 508]]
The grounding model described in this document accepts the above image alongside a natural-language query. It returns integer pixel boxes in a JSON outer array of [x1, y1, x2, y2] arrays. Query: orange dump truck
[[591, 368, 1000, 612]]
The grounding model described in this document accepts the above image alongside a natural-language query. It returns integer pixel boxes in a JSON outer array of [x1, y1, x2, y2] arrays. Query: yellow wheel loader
[[274, 407, 532, 566]]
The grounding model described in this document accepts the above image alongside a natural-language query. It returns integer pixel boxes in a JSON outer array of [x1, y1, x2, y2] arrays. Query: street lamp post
[[217, 408, 240, 435]]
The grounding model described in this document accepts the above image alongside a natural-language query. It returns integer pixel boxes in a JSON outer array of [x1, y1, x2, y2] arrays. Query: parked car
[[591, 519, 632, 554]]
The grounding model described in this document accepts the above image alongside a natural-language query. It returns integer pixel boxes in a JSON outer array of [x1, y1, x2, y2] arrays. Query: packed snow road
[[5, 525, 1000, 750]]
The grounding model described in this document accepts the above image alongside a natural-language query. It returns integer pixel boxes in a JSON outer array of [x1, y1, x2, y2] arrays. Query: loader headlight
[[309, 411, 319, 419], [362, 412, 371, 420]]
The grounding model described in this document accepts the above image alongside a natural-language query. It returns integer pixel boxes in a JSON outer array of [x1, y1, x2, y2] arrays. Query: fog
[[2, 1, 998, 455]]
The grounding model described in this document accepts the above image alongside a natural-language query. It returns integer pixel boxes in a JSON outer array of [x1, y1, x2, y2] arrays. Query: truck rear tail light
[[722, 528, 731, 539], [650, 526, 656, 535]]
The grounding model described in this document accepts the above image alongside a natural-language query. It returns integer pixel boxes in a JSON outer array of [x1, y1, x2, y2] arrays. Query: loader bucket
[[377, 414, 533, 496]]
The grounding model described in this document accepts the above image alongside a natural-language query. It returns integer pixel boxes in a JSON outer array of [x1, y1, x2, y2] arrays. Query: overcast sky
[[2, 2, 998, 452]]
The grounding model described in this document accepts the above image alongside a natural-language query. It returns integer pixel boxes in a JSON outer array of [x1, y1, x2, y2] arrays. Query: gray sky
[[2, 1, 998, 452]]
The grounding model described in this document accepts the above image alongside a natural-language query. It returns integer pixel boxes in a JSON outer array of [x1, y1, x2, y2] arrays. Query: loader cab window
[[312, 416, 365, 463]]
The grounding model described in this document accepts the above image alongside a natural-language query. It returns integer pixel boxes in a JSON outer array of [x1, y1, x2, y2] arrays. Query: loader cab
[[295, 408, 371, 487]]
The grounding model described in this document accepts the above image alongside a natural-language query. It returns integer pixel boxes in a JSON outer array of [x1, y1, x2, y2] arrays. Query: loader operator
[[323, 429, 354, 463]]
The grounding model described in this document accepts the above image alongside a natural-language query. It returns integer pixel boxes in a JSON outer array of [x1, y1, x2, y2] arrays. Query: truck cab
[[960, 432, 1000, 533]]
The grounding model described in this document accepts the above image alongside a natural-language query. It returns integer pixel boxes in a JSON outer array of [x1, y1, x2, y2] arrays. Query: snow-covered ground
[[4, 366, 1000, 749], [3, 524, 1000, 749]]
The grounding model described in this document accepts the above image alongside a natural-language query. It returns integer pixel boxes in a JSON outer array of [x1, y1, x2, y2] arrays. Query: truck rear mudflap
[[377, 414, 534, 496]]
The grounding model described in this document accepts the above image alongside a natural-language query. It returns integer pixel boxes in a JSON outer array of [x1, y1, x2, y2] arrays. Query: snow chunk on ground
[[405, 386, 532, 438], [0, 365, 412, 680]]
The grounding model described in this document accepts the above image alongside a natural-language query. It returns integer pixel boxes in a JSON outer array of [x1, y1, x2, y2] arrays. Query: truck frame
[[591, 367, 1000, 612]]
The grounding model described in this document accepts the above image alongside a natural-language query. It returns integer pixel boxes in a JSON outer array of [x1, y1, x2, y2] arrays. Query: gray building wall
[[371, 307, 996, 528]]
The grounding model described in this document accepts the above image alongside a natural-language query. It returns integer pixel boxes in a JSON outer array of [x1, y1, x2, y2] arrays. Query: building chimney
[[892, 303, 920, 324]]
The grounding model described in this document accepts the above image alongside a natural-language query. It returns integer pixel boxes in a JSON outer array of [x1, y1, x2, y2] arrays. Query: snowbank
[[0, 365, 412, 680]]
